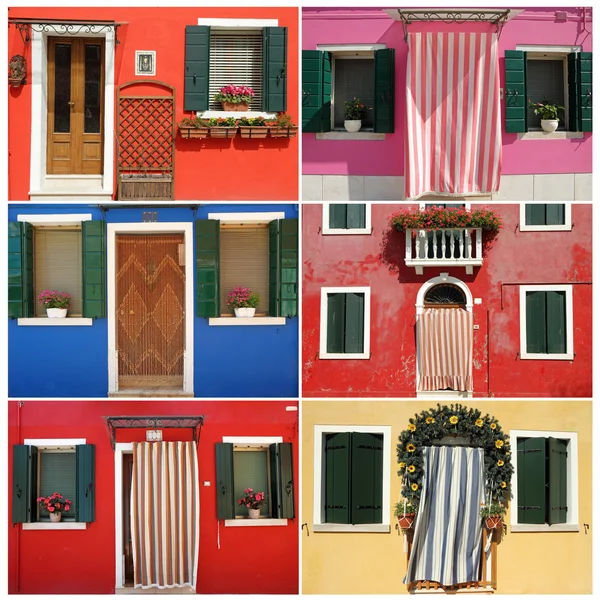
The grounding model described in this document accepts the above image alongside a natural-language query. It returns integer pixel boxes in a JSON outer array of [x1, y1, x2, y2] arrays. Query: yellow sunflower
[[426, 416, 435, 424], [497, 459, 504, 467], [490, 423, 497, 430], [449, 415, 459, 425], [399, 462, 406, 469], [406, 443, 416, 452], [500, 481, 507, 489], [495, 439, 504, 448], [408, 465, 416, 473], [475, 418, 484, 427], [411, 483, 419, 491], [408, 424, 416, 432]]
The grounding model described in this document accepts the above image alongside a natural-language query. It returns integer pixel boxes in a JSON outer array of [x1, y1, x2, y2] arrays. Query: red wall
[[8, 400, 299, 594], [302, 204, 592, 397], [7, 7, 299, 201]]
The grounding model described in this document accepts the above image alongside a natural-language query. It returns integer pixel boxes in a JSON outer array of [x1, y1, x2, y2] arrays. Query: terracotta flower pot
[[484, 516, 503, 530], [222, 101, 249, 112], [397, 514, 415, 529]]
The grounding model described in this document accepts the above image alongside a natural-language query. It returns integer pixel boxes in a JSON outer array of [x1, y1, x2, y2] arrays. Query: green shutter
[[578, 52, 592, 132], [546, 291, 566, 354], [525, 290, 547, 354], [196, 219, 220, 318], [516, 437, 546, 524], [215, 443, 235, 520], [545, 204, 565, 226], [351, 433, 383, 525], [279, 218, 298, 318], [344, 293, 364, 354], [263, 27, 287, 112], [76, 444, 95, 523], [324, 432, 351, 524], [329, 204, 348, 229], [567, 53, 580, 131], [268, 220, 280, 316], [12, 445, 37, 524], [185, 26, 210, 112], [505, 50, 527, 133], [269, 443, 281, 519], [374, 48, 395, 133], [82, 220, 106, 318], [278, 443, 295, 519], [326, 293, 345, 353], [525, 204, 546, 226], [548, 437, 568, 525], [346, 204, 366, 230], [8, 221, 33, 319], [302, 50, 332, 133]]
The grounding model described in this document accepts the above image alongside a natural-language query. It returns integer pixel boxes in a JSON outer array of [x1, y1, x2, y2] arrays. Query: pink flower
[[48, 506, 55, 512], [64, 505, 70, 512]]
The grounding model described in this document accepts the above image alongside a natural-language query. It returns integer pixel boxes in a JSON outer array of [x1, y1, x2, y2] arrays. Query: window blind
[[209, 30, 263, 111], [233, 450, 269, 516], [220, 227, 269, 315], [34, 228, 82, 317], [333, 58, 375, 128], [39, 452, 77, 518], [527, 59, 565, 129]]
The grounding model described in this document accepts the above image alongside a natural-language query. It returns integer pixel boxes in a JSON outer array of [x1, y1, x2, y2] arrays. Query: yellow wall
[[301, 400, 592, 595]]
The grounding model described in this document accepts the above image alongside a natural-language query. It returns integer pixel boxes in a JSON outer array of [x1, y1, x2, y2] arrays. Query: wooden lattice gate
[[117, 80, 175, 201]]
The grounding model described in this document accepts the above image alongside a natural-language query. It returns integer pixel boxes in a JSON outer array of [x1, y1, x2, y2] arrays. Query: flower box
[[238, 126, 269, 139], [268, 126, 299, 139], [178, 125, 209, 139], [209, 126, 238, 139], [222, 101, 249, 112]]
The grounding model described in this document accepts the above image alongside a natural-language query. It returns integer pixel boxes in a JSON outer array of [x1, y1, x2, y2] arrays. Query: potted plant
[[238, 488, 267, 519], [237, 116, 269, 139], [178, 116, 210, 139], [37, 290, 72, 318], [394, 499, 418, 530], [227, 287, 260, 317], [214, 84, 255, 112], [9, 54, 27, 87], [389, 206, 503, 233], [528, 99, 564, 133], [208, 117, 238, 139], [480, 501, 506, 530], [267, 113, 299, 138], [37, 492, 72, 522], [343, 97, 371, 132]]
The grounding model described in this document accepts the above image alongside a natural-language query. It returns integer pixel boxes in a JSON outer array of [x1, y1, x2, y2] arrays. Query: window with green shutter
[[525, 290, 567, 354], [215, 440, 295, 521], [324, 204, 369, 233], [12, 442, 96, 524], [516, 436, 569, 525], [504, 49, 593, 133]]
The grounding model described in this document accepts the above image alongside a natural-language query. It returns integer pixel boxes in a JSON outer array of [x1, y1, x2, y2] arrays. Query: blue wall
[[8, 204, 299, 398]]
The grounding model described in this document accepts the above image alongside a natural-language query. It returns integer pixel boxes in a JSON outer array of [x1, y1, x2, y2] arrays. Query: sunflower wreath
[[397, 404, 513, 509]]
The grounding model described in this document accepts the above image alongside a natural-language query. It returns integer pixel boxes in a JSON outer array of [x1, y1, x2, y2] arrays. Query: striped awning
[[418, 308, 473, 392], [131, 442, 200, 590], [405, 32, 502, 200]]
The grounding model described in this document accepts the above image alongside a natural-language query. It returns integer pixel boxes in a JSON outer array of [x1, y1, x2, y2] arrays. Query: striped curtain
[[405, 446, 485, 585], [405, 32, 502, 200], [131, 442, 200, 590], [418, 308, 473, 392]]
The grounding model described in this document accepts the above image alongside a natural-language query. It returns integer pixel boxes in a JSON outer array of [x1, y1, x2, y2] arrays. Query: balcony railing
[[405, 228, 483, 274]]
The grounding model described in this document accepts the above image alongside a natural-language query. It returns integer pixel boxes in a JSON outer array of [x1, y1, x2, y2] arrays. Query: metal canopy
[[396, 9, 511, 41], [105, 416, 205, 449], [9, 18, 126, 44]]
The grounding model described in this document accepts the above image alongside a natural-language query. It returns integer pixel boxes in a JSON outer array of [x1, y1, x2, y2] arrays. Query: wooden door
[[122, 454, 134, 586], [116, 234, 185, 391], [47, 37, 104, 175]]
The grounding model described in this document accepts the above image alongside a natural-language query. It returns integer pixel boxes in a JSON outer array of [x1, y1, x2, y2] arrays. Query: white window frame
[[196, 18, 279, 119], [222, 435, 287, 527], [312, 424, 391, 533], [207, 211, 287, 326], [315, 43, 387, 141], [322, 203, 371, 235], [509, 429, 579, 532], [22, 438, 87, 531], [16, 214, 94, 326], [519, 284, 574, 360], [319, 286, 371, 359], [519, 203, 572, 231]]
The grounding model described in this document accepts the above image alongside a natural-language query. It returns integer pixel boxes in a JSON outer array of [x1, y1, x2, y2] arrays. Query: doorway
[[122, 453, 134, 586], [47, 37, 104, 175], [115, 234, 185, 392]]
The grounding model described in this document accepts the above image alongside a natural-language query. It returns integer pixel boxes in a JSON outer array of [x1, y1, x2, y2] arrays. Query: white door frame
[[114, 442, 133, 589], [107, 222, 195, 395]]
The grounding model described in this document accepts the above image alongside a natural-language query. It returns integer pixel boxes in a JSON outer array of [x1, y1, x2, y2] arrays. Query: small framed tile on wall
[[135, 50, 156, 76]]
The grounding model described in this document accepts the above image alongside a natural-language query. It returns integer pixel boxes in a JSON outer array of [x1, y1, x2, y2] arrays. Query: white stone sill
[[23, 522, 86, 530], [316, 131, 386, 141], [510, 523, 579, 533], [225, 518, 288, 527], [208, 317, 286, 326], [17, 318, 93, 326], [322, 229, 371, 235], [319, 353, 370, 360], [518, 131, 584, 140], [520, 353, 574, 360], [313, 523, 390, 533]]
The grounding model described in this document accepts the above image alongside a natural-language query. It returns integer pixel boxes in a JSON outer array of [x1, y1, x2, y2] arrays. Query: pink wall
[[8, 400, 299, 595], [302, 203, 592, 397], [302, 7, 592, 177]]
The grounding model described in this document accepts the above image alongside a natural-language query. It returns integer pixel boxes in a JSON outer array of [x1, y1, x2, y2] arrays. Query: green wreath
[[397, 404, 513, 509]]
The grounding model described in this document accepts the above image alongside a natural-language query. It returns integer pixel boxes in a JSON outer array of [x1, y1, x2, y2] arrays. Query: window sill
[[225, 518, 288, 527], [520, 225, 572, 232], [208, 317, 286, 326], [416, 391, 473, 398], [315, 131, 386, 141], [312, 523, 390, 533], [510, 523, 579, 533], [520, 353, 574, 360], [22, 522, 87, 530], [198, 111, 277, 120], [319, 352, 370, 360], [322, 229, 371, 235], [518, 131, 585, 140], [17, 318, 94, 326]]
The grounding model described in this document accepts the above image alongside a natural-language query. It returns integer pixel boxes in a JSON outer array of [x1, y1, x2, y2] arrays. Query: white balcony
[[405, 228, 483, 274]]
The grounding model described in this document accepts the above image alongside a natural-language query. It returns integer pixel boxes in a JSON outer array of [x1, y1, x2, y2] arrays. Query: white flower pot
[[234, 307, 256, 318], [49, 511, 62, 522], [47, 308, 68, 318], [248, 508, 260, 519], [541, 119, 559, 133], [344, 119, 362, 133]]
